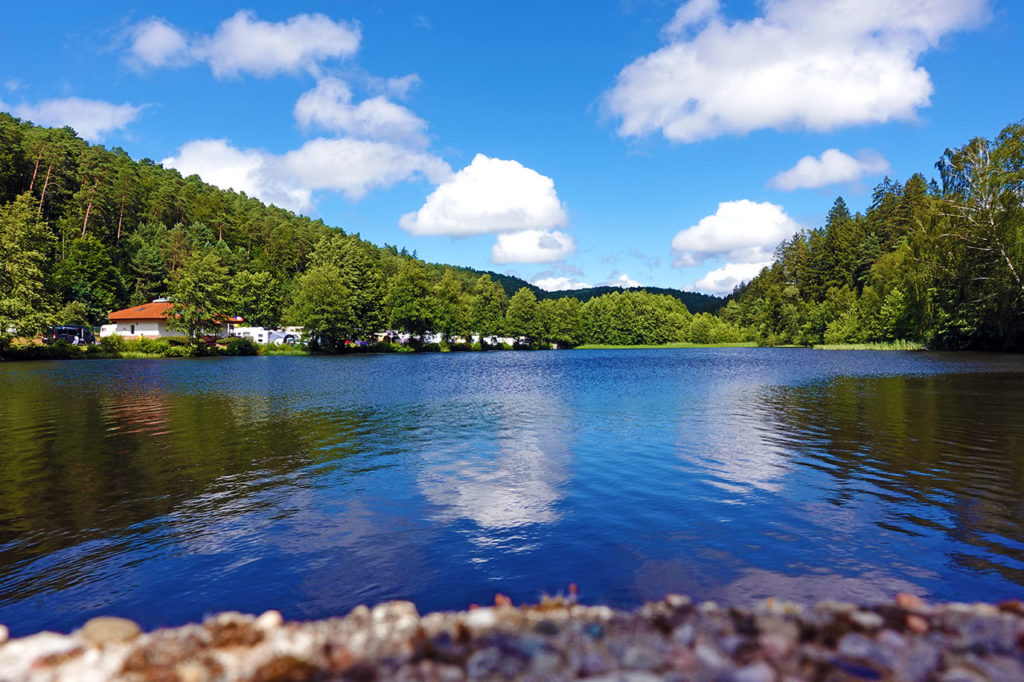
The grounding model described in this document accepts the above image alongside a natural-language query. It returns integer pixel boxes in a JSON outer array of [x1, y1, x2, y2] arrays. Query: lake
[[0, 349, 1023, 636]]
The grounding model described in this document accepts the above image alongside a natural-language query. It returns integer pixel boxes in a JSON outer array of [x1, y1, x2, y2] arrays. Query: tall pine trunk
[[37, 164, 52, 217]]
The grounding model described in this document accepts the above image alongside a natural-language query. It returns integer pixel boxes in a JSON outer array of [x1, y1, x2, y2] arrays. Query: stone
[[464, 607, 497, 631], [256, 610, 284, 629], [465, 646, 501, 679], [732, 661, 778, 682], [620, 644, 661, 670], [665, 594, 691, 609], [906, 614, 929, 634], [895, 593, 927, 612], [695, 642, 732, 671], [672, 623, 695, 646], [80, 616, 141, 646], [579, 651, 611, 676], [938, 665, 990, 682], [850, 611, 884, 630], [176, 661, 211, 682]]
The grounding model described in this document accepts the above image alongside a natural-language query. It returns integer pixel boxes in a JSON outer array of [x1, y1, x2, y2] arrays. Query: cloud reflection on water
[[417, 396, 572, 546]]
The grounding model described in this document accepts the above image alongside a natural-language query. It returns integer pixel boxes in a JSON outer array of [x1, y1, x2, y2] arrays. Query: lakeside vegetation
[[812, 341, 926, 351], [0, 113, 732, 358], [721, 119, 1024, 351], [2, 114, 1024, 356], [576, 341, 758, 350]]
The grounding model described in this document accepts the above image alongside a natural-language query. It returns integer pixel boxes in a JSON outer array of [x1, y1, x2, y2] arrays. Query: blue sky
[[1, 1, 1022, 293]]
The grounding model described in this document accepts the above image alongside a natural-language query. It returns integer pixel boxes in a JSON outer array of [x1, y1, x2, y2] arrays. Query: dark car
[[43, 325, 95, 345]]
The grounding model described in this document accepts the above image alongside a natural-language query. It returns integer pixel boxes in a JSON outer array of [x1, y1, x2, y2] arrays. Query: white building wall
[[109, 320, 185, 338]]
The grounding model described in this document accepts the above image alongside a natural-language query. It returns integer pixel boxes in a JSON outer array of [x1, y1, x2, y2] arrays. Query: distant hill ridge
[[449, 267, 724, 314]]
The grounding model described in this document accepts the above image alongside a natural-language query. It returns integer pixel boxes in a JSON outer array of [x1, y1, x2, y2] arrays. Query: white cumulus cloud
[[672, 200, 800, 267], [605, 0, 989, 142], [606, 273, 642, 288], [492, 230, 576, 264], [163, 137, 450, 212], [279, 138, 450, 201], [162, 139, 311, 211], [769, 149, 890, 191], [693, 261, 772, 294], [12, 98, 142, 142], [533, 276, 592, 292], [294, 77, 428, 146], [400, 154, 568, 236], [128, 11, 360, 79], [128, 18, 190, 69]]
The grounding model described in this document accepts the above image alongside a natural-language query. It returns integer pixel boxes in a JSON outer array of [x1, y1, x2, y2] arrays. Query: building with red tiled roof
[[103, 300, 242, 339]]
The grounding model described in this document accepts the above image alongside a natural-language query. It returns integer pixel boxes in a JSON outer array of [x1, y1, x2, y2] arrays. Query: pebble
[[906, 614, 930, 633], [850, 610, 884, 629], [255, 610, 283, 629], [732, 661, 778, 682], [896, 593, 927, 612], [464, 607, 497, 630], [0, 595, 1021, 681], [80, 616, 141, 646]]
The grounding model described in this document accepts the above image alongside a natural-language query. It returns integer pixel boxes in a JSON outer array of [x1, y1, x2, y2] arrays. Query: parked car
[[42, 325, 95, 345]]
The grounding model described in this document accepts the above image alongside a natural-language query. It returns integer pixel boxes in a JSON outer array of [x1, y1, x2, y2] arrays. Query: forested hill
[[1, 113, 743, 350], [721, 119, 1024, 351], [448, 267, 724, 313]]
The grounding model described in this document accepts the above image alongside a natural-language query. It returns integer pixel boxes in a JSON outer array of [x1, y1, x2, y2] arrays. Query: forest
[[0, 113, 739, 354], [722, 118, 1024, 350], [3, 112, 1023, 354]]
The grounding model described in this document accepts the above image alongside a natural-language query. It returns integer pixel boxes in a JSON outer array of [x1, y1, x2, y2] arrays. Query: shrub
[[448, 342, 474, 352], [421, 342, 441, 352], [130, 337, 171, 355], [99, 334, 127, 353], [165, 345, 193, 357], [226, 337, 259, 356]]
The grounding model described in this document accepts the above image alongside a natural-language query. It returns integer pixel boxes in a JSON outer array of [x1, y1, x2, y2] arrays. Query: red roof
[[108, 301, 243, 324], [108, 301, 174, 321]]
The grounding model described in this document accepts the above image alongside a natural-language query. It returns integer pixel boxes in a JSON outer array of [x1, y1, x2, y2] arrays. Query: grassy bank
[[813, 340, 926, 351], [0, 337, 312, 361], [574, 341, 758, 350]]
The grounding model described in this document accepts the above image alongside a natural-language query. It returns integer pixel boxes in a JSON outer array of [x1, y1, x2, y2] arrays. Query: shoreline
[[2, 594, 1021, 680]]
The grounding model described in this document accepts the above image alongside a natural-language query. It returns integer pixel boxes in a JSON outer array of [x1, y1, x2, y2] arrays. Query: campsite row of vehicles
[[40, 325, 300, 346]]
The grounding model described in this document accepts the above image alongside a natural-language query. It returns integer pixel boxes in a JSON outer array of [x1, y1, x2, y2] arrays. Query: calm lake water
[[1, 349, 1023, 635]]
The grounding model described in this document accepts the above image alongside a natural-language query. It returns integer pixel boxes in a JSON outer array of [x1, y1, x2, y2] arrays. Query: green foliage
[[0, 193, 56, 337], [226, 337, 259, 356], [288, 264, 352, 351], [230, 270, 282, 327], [166, 250, 231, 342], [386, 260, 433, 338], [99, 333, 126, 352], [54, 234, 124, 323], [56, 300, 90, 326], [728, 118, 1024, 350], [505, 288, 541, 341]]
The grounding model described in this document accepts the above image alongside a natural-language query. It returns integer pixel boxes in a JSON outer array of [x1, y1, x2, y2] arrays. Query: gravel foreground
[[1, 593, 1023, 681]]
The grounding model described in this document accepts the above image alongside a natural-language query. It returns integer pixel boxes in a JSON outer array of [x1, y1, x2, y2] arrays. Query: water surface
[[1, 349, 1023, 635]]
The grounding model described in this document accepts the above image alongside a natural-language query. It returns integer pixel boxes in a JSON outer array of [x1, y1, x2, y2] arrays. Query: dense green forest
[[5, 112, 1021, 355], [0, 114, 738, 352], [722, 119, 1024, 350]]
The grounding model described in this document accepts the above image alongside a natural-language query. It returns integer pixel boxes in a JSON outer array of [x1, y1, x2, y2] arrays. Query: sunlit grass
[[574, 341, 758, 350], [258, 344, 309, 356], [813, 340, 925, 351]]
